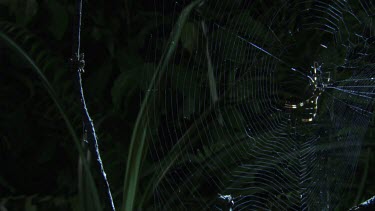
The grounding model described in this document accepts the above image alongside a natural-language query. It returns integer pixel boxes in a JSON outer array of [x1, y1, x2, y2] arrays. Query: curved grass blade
[[121, 0, 204, 210]]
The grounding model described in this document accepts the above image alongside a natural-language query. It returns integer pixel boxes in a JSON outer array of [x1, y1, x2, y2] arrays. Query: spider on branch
[[70, 53, 85, 73]]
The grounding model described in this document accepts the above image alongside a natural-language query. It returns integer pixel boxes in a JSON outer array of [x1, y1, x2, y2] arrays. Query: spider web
[[140, 0, 375, 210]]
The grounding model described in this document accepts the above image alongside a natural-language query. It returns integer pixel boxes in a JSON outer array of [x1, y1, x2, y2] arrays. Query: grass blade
[[121, 0, 204, 210]]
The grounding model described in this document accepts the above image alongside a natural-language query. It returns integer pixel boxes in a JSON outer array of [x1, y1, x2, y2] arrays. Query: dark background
[[0, 0, 374, 210]]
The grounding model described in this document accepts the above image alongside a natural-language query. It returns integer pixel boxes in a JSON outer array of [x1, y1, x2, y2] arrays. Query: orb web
[[139, 0, 375, 210]]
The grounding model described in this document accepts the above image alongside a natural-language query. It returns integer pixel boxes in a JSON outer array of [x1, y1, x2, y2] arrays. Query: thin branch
[[71, 0, 115, 210]]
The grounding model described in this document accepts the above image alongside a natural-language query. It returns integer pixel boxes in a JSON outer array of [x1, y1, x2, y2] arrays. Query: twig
[[71, 0, 115, 210]]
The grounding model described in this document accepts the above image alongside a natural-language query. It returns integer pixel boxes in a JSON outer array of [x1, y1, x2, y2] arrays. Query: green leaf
[[170, 65, 203, 117], [115, 47, 143, 73], [46, 0, 68, 40], [229, 10, 271, 42], [180, 22, 199, 54], [25, 196, 37, 211], [0, 0, 9, 5], [24, 0, 38, 25], [7, 0, 38, 25], [111, 63, 154, 112], [86, 63, 113, 101], [222, 107, 245, 130]]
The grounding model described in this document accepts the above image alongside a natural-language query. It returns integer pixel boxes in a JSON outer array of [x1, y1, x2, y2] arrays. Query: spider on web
[[284, 62, 331, 122]]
